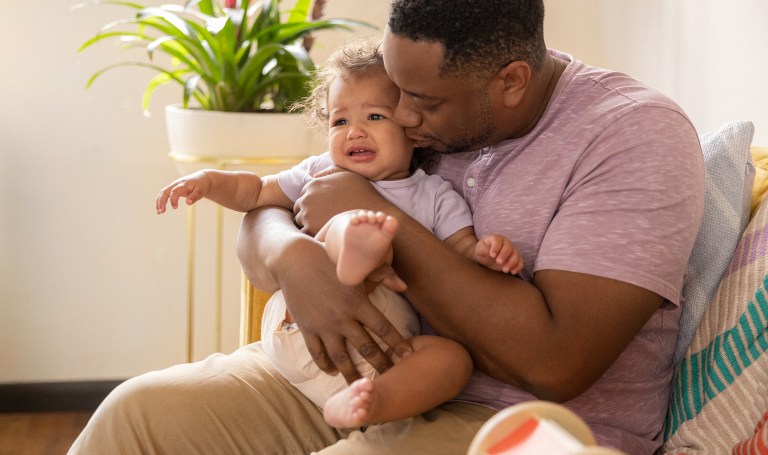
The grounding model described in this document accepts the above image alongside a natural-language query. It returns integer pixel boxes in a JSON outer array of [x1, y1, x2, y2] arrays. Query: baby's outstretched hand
[[475, 234, 524, 275], [155, 171, 212, 214]]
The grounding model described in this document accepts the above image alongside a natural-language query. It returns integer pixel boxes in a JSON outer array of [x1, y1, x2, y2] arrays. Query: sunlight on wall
[[545, 0, 768, 143]]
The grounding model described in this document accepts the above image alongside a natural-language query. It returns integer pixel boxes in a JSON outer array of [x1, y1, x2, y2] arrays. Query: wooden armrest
[[239, 275, 271, 345]]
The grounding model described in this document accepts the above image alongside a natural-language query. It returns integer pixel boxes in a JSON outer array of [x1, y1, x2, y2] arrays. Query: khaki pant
[[69, 343, 495, 455]]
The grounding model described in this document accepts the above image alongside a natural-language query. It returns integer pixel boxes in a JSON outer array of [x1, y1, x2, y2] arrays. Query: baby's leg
[[322, 210, 399, 287], [323, 335, 473, 428]]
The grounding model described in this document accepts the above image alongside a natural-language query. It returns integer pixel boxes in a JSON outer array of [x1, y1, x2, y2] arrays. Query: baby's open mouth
[[347, 148, 374, 157]]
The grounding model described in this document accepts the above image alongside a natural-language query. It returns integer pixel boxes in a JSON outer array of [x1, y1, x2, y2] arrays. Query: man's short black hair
[[388, 0, 547, 79]]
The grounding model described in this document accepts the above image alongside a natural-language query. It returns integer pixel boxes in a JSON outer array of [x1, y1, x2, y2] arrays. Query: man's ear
[[494, 61, 532, 108]]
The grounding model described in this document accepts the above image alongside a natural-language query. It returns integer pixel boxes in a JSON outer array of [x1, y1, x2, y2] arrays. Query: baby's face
[[326, 71, 414, 181]]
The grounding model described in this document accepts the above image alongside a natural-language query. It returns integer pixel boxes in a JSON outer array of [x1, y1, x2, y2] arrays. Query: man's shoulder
[[547, 53, 696, 152], [557, 51, 686, 116]]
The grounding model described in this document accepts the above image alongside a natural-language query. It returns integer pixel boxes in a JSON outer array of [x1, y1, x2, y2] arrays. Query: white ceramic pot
[[165, 104, 326, 175]]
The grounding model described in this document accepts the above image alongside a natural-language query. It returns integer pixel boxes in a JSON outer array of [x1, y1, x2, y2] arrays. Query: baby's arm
[[443, 227, 523, 274], [156, 170, 292, 213]]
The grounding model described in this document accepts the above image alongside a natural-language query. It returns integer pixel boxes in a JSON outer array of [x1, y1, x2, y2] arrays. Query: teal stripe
[[755, 290, 768, 351], [720, 336, 740, 382], [742, 310, 760, 360], [665, 276, 768, 439], [675, 361, 687, 421], [764, 274, 768, 293], [707, 337, 726, 395], [733, 318, 752, 366], [689, 351, 701, 412]]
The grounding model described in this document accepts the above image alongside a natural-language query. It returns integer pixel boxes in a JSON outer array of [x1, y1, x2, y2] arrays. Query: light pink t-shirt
[[277, 162, 474, 240], [426, 51, 705, 454]]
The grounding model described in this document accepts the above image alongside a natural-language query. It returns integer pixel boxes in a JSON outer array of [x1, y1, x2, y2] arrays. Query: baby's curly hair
[[292, 39, 386, 133], [388, 0, 547, 81]]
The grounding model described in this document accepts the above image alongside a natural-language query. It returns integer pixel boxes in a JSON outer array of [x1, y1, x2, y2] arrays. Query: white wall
[[544, 0, 768, 144], [1, 0, 766, 383], [0, 0, 389, 383]]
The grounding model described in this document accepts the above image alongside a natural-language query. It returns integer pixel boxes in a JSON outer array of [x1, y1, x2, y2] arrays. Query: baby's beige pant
[[261, 286, 420, 409], [68, 343, 495, 454]]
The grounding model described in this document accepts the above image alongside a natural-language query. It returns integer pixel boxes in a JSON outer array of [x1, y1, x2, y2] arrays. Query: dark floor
[[0, 411, 92, 455]]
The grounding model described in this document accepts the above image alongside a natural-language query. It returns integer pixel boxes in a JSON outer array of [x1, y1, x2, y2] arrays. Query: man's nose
[[394, 93, 422, 129]]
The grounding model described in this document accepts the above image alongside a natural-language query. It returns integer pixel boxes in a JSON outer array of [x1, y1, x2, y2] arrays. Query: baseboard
[[0, 380, 126, 412]]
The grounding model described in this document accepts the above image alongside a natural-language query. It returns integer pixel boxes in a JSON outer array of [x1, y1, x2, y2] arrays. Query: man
[[71, 1, 704, 454]]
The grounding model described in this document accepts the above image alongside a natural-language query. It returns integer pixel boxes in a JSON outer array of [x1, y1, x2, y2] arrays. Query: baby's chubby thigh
[[261, 287, 419, 408]]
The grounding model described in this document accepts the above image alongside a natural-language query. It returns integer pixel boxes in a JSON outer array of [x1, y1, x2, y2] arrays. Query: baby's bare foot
[[336, 210, 398, 286], [323, 377, 377, 428]]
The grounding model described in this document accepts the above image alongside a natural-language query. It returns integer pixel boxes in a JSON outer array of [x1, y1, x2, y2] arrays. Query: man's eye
[[417, 102, 439, 113], [409, 94, 440, 113]]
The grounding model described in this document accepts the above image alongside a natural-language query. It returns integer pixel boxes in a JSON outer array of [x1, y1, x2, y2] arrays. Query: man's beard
[[438, 98, 495, 154], [438, 123, 495, 154]]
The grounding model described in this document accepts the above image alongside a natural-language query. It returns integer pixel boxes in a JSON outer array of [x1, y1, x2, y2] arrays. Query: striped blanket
[[662, 194, 768, 454]]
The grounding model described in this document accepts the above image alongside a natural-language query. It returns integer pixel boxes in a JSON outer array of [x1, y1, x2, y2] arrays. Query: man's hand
[[239, 205, 412, 384], [278, 257, 413, 383], [294, 171, 386, 236]]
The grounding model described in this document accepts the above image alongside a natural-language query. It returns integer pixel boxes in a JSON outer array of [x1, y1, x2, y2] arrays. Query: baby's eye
[[332, 118, 348, 127], [369, 113, 385, 121]]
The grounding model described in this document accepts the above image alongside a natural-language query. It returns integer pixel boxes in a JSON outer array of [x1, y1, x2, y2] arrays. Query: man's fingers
[[356, 303, 412, 372], [322, 336, 363, 384], [303, 333, 336, 375]]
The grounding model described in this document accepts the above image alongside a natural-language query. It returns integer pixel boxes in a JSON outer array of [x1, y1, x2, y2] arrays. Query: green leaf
[[272, 19, 372, 44], [135, 14, 218, 82], [138, 7, 196, 38], [85, 61, 187, 94], [280, 43, 314, 73], [147, 35, 176, 59], [286, 0, 310, 25], [183, 74, 204, 109], [143, 72, 173, 113], [79, 30, 149, 52], [253, 0, 281, 46], [187, 0, 215, 16], [72, 0, 144, 10]]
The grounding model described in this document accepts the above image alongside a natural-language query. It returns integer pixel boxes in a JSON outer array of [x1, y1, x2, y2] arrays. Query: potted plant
[[78, 0, 373, 170]]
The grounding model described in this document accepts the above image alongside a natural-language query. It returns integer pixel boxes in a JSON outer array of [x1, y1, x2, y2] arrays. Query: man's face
[[382, 29, 497, 154]]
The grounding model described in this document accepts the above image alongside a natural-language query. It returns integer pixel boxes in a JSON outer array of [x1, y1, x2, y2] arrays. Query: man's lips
[[407, 132, 433, 148], [411, 138, 433, 148]]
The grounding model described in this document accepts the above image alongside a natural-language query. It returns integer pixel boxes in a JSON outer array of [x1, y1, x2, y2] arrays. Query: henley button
[[467, 177, 476, 188]]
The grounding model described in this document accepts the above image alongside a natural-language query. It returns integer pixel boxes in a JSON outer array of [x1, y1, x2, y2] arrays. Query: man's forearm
[[389, 215, 661, 402], [390, 219, 545, 378], [237, 206, 311, 292]]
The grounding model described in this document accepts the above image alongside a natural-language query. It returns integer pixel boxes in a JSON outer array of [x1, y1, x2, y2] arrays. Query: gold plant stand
[[169, 151, 305, 363]]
